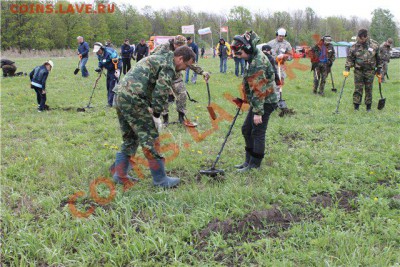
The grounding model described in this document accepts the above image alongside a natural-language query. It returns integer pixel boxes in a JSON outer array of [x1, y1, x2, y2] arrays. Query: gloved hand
[[202, 72, 210, 82], [343, 71, 350, 77], [95, 68, 102, 73], [115, 69, 120, 78], [153, 116, 163, 131], [168, 94, 175, 103]]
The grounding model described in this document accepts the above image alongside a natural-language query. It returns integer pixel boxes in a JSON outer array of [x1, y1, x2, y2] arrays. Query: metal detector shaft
[[334, 76, 347, 113], [210, 105, 242, 169], [86, 71, 103, 108]]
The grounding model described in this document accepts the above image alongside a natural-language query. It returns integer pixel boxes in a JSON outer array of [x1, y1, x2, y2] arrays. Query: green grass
[[1, 55, 400, 266]]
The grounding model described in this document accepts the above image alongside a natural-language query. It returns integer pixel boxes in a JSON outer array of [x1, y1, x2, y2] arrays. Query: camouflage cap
[[174, 35, 187, 45], [387, 38, 393, 44]]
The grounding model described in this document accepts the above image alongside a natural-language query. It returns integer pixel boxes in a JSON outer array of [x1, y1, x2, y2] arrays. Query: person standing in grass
[[266, 28, 292, 98], [29, 60, 53, 112], [77, 36, 89, 78], [111, 46, 195, 188], [152, 35, 210, 125], [121, 39, 134, 75], [216, 38, 231, 73], [230, 31, 277, 172], [343, 29, 381, 112], [310, 36, 336, 96], [93, 42, 122, 107], [379, 38, 393, 83]]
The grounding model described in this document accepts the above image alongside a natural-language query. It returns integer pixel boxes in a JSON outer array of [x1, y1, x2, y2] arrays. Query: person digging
[[110, 46, 195, 188], [230, 31, 278, 172], [151, 35, 210, 125]]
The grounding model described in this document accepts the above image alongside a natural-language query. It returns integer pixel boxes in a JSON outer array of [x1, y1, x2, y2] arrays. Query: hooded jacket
[[242, 31, 278, 115]]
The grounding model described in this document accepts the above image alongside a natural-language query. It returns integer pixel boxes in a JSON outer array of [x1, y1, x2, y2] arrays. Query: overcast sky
[[114, 0, 399, 22]]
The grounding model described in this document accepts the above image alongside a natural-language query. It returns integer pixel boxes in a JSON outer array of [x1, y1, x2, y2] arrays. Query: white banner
[[198, 27, 212, 35], [182, 25, 195, 34]]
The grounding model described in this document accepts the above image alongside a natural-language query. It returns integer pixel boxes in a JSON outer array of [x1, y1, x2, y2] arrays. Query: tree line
[[1, 0, 398, 53]]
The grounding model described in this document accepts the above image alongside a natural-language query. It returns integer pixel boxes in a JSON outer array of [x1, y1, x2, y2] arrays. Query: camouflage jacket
[[379, 43, 391, 63], [114, 52, 176, 115], [266, 38, 293, 60], [242, 31, 278, 115], [345, 37, 381, 70], [151, 41, 205, 76]]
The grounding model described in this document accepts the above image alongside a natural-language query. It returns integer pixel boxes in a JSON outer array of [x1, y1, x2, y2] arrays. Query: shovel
[[330, 70, 337, 92], [74, 55, 82, 75], [200, 98, 243, 177], [206, 81, 217, 120], [183, 114, 198, 127], [276, 60, 294, 116], [377, 75, 386, 110]]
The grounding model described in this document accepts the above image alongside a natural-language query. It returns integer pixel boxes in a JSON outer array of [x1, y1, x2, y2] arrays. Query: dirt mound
[[197, 206, 298, 248], [310, 190, 358, 211]]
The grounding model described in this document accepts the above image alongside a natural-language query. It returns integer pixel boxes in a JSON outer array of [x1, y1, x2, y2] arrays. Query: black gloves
[[153, 112, 161, 118], [95, 68, 102, 73]]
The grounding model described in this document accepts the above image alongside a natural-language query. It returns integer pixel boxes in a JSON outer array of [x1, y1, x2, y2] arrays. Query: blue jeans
[[185, 67, 197, 83], [234, 57, 245, 77], [80, 57, 89, 77], [220, 57, 227, 73]]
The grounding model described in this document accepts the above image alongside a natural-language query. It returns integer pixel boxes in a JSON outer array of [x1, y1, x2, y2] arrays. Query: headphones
[[275, 28, 287, 37], [233, 35, 252, 54]]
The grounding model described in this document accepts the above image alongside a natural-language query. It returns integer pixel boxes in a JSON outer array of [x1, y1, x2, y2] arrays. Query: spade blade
[[378, 98, 386, 110]]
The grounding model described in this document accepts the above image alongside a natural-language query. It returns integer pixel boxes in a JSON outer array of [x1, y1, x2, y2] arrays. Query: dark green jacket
[[242, 31, 278, 115]]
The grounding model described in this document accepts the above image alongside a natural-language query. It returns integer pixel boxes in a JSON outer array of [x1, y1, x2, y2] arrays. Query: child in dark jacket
[[30, 60, 53, 112]]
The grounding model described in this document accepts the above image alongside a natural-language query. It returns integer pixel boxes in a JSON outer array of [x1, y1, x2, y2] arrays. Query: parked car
[[390, 47, 400, 58]]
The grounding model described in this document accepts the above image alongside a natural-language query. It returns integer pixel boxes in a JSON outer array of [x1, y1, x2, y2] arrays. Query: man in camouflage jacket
[[110, 46, 195, 188], [310, 36, 336, 96], [379, 38, 393, 82], [151, 35, 210, 124], [344, 29, 381, 111], [230, 31, 278, 172], [266, 28, 293, 98]]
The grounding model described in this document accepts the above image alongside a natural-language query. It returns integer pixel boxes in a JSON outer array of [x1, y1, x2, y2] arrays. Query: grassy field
[[1, 54, 399, 266]]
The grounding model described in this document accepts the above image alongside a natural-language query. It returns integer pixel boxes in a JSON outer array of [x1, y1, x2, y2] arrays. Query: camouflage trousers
[[115, 93, 162, 160], [353, 69, 375, 105], [162, 76, 187, 115], [381, 61, 388, 82], [2, 64, 17, 77], [313, 63, 328, 93]]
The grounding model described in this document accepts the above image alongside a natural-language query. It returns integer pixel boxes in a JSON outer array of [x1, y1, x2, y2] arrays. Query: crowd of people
[[1, 28, 394, 187]]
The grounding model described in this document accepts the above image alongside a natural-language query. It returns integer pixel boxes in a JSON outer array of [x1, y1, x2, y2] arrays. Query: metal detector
[[77, 70, 103, 112], [334, 76, 347, 114], [199, 98, 243, 177]]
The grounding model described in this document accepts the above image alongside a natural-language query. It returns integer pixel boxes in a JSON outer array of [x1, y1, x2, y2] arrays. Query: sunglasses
[[231, 42, 245, 51]]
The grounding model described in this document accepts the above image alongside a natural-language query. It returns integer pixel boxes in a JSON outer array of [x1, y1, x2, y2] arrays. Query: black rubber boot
[[366, 104, 372, 112], [178, 112, 185, 124], [234, 147, 252, 169], [354, 103, 360, 111], [237, 153, 263, 173], [162, 114, 169, 125]]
